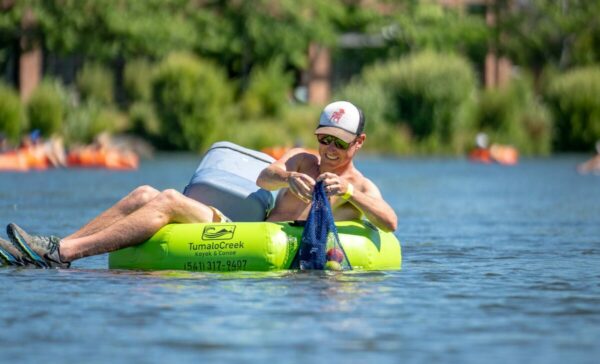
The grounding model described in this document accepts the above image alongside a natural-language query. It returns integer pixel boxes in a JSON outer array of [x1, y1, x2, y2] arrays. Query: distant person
[[577, 141, 600, 175], [44, 135, 67, 168], [19, 130, 49, 170], [469, 132, 492, 163], [0, 101, 397, 268]]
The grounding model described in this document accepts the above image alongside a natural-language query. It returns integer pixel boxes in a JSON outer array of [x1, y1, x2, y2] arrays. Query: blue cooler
[[183, 141, 276, 222]]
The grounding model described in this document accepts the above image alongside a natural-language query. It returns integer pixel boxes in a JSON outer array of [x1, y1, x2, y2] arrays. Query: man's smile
[[324, 152, 339, 161]]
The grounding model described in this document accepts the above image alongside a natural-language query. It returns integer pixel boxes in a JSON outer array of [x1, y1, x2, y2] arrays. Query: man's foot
[[0, 237, 35, 266], [6, 223, 70, 268]]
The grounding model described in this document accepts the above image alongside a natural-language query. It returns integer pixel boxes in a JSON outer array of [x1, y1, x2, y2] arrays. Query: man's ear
[[356, 133, 366, 148]]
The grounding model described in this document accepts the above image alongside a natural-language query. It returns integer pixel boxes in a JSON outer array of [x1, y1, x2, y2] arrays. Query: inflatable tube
[[108, 220, 401, 272], [67, 148, 139, 170], [0, 152, 29, 171]]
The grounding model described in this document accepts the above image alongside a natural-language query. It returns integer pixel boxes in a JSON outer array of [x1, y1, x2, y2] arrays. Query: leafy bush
[[91, 108, 129, 136], [128, 101, 160, 137], [334, 78, 390, 132], [152, 53, 233, 151], [475, 76, 552, 155], [338, 51, 478, 153], [0, 83, 25, 142], [240, 58, 293, 118], [217, 119, 294, 150], [335, 80, 413, 154], [76, 62, 114, 105], [124, 58, 154, 104], [27, 79, 65, 136], [544, 66, 600, 151], [62, 101, 101, 143], [63, 100, 128, 143], [212, 104, 320, 150]]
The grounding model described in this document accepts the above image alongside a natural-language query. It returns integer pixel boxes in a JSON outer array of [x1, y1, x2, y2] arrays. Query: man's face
[[316, 133, 365, 165]]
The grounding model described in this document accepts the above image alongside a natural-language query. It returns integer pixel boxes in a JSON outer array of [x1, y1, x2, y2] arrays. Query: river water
[[0, 154, 598, 363]]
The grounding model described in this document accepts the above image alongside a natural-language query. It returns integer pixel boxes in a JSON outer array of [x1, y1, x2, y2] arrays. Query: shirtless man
[[0, 101, 397, 268], [259, 101, 397, 231]]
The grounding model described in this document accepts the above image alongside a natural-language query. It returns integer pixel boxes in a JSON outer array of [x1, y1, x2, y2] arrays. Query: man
[[0, 101, 397, 269]]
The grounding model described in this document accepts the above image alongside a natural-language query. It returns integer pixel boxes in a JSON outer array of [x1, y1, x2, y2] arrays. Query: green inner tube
[[108, 220, 401, 272]]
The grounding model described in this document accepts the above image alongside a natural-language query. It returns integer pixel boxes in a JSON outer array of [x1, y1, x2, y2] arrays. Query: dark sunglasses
[[317, 135, 355, 150]]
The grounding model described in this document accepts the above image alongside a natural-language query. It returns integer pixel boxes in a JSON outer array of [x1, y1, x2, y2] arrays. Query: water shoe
[[0, 237, 35, 266], [6, 223, 70, 268]]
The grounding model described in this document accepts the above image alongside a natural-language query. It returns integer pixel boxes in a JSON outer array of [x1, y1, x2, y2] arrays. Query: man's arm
[[318, 173, 398, 232], [347, 179, 397, 232], [257, 148, 316, 203]]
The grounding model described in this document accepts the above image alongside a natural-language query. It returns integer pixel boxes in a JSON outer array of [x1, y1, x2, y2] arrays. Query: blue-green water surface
[[0, 154, 599, 364]]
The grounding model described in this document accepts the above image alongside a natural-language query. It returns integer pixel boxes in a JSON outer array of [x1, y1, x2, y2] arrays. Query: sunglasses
[[317, 135, 355, 150]]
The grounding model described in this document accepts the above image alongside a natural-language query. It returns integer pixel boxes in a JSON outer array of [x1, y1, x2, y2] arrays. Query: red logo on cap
[[330, 108, 345, 124]]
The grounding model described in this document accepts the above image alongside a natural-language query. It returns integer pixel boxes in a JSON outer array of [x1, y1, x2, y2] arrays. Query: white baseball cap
[[314, 101, 365, 143]]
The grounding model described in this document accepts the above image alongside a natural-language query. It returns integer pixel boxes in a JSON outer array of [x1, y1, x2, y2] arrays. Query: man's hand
[[288, 172, 315, 203], [316, 172, 351, 198]]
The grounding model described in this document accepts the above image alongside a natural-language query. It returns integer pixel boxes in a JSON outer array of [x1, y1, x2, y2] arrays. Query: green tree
[[188, 0, 350, 83], [1, 0, 196, 60], [497, 0, 600, 72], [383, 2, 490, 64]]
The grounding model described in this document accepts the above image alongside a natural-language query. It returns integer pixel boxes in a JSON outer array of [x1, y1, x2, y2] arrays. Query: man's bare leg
[[59, 189, 215, 262], [66, 185, 160, 239]]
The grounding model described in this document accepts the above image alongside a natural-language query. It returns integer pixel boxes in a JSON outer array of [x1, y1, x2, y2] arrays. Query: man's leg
[[66, 185, 160, 239], [59, 189, 216, 262]]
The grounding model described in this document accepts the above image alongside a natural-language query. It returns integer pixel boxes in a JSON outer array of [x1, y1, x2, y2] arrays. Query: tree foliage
[[497, 0, 600, 71], [544, 67, 600, 151], [1, 0, 360, 77], [383, 2, 490, 64], [152, 53, 233, 151]]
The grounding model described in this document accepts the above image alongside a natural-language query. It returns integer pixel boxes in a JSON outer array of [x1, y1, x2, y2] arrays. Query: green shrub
[[335, 80, 414, 154], [334, 78, 390, 132], [27, 79, 65, 136], [240, 58, 293, 118], [356, 51, 478, 153], [475, 76, 552, 155], [217, 119, 294, 150], [152, 53, 233, 151], [76, 62, 114, 105], [62, 101, 101, 143], [63, 101, 128, 143], [0, 82, 25, 142], [545, 66, 600, 151], [124, 59, 154, 104], [91, 108, 129, 135], [212, 104, 320, 151], [128, 101, 160, 136]]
